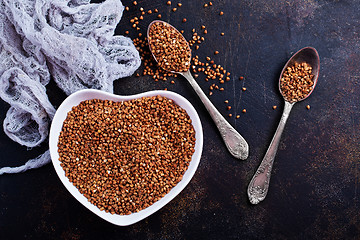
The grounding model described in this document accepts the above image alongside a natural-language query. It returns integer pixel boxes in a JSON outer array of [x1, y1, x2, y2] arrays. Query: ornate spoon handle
[[247, 101, 294, 204], [181, 70, 249, 160]]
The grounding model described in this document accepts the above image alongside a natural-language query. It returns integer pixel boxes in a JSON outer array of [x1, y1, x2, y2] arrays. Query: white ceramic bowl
[[49, 89, 203, 226]]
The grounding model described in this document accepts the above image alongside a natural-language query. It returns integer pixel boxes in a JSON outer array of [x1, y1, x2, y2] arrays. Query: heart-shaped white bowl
[[49, 89, 203, 226]]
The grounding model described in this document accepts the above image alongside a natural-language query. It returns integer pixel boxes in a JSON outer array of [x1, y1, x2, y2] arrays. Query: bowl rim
[[49, 89, 203, 226]]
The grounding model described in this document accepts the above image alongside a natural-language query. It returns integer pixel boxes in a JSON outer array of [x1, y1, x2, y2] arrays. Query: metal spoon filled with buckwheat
[[147, 20, 248, 160], [247, 47, 320, 204]]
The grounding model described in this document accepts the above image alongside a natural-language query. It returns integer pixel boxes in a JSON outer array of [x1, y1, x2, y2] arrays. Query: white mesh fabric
[[0, 0, 141, 175], [0, 150, 51, 175], [1, 68, 56, 147]]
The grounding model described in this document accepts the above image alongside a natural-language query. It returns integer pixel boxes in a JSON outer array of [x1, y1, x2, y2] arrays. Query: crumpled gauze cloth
[[0, 0, 141, 175]]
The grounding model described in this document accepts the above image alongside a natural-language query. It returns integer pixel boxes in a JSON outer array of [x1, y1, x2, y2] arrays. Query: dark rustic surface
[[1, 0, 359, 239]]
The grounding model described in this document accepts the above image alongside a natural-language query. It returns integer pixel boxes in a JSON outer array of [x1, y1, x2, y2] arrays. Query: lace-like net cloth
[[0, 0, 141, 175]]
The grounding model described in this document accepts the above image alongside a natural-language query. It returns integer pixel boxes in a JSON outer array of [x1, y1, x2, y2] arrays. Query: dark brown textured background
[[1, 0, 359, 239]]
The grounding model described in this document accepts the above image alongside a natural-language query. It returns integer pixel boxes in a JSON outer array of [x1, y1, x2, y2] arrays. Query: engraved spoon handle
[[181, 70, 249, 160], [247, 101, 294, 204]]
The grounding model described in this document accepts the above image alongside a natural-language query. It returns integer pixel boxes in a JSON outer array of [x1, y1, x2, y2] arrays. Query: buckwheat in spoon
[[247, 47, 320, 204], [147, 20, 248, 160]]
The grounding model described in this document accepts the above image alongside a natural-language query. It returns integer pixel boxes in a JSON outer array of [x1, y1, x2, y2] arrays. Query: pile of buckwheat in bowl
[[55, 90, 200, 217], [280, 62, 315, 103]]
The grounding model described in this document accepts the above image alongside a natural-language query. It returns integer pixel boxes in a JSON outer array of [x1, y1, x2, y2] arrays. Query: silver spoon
[[147, 20, 248, 160], [247, 47, 320, 204]]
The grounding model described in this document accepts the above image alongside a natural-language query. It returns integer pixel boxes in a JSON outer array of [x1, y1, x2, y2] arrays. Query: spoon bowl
[[147, 20, 249, 160], [147, 20, 191, 74], [248, 47, 320, 204], [279, 47, 320, 102]]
